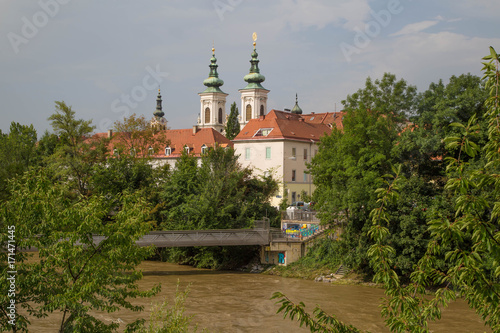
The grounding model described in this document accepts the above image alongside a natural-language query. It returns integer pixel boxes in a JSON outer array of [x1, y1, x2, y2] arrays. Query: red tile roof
[[152, 127, 233, 158], [233, 110, 343, 142], [90, 127, 233, 159]]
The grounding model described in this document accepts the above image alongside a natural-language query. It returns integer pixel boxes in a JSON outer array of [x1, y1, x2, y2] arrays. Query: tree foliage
[[274, 48, 500, 333], [113, 114, 169, 158], [309, 73, 417, 275], [0, 170, 160, 332], [46, 101, 109, 196], [158, 146, 279, 268], [0, 122, 38, 202], [224, 102, 240, 140]]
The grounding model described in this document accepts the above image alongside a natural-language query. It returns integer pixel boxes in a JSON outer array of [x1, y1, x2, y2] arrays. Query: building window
[[185, 146, 191, 154], [303, 172, 308, 182], [205, 107, 210, 124], [246, 104, 252, 121], [265, 147, 271, 159], [218, 108, 223, 124], [304, 148, 307, 160], [254, 128, 273, 137], [291, 191, 296, 203], [260, 104, 264, 116], [201, 144, 208, 154], [165, 147, 171, 156], [148, 146, 154, 155], [291, 148, 296, 159], [292, 170, 296, 182], [245, 147, 251, 160]]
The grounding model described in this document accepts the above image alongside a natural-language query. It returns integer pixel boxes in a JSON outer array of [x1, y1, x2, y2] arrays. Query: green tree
[[274, 47, 500, 333], [113, 114, 169, 158], [309, 74, 417, 274], [159, 146, 278, 268], [46, 101, 109, 196], [0, 170, 160, 332], [342, 72, 417, 119], [0, 122, 38, 202], [224, 102, 240, 140]]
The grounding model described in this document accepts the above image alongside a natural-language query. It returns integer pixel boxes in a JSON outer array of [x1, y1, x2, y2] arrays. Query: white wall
[[234, 139, 318, 206]]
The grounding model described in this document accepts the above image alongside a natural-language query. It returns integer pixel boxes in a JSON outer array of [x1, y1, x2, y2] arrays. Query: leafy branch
[[271, 292, 362, 333]]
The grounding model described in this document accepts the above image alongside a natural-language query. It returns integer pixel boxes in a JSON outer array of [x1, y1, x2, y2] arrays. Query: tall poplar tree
[[224, 102, 240, 140]]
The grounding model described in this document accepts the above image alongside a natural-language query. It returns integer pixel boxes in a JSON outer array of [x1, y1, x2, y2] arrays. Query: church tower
[[197, 47, 228, 133], [239, 32, 270, 127], [151, 89, 167, 130]]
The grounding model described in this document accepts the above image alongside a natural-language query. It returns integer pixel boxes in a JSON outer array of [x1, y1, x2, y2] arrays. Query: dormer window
[[201, 144, 208, 154], [148, 146, 154, 155], [113, 148, 119, 156], [165, 147, 171, 156], [185, 146, 191, 154], [253, 128, 273, 137]]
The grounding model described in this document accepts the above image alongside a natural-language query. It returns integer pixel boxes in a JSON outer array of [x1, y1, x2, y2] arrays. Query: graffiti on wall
[[282, 223, 320, 239], [278, 252, 286, 264]]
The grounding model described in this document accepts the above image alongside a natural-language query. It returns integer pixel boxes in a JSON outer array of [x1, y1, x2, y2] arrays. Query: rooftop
[[233, 109, 344, 142]]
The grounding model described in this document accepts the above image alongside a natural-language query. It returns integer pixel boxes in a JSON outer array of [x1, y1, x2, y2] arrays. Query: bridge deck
[[90, 228, 270, 248]]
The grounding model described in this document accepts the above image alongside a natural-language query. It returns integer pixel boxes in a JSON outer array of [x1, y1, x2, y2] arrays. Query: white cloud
[[391, 20, 439, 36]]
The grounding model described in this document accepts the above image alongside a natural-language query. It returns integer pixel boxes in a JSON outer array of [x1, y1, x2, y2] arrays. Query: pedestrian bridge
[[92, 220, 272, 248]]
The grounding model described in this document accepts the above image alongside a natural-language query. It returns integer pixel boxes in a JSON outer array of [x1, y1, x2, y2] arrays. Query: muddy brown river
[[26, 260, 490, 332]]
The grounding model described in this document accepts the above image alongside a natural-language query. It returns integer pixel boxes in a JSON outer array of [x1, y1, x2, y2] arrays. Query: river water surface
[[28, 260, 490, 332]]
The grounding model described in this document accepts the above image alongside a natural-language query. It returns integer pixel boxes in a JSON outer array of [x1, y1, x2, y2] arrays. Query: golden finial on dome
[[252, 32, 257, 49]]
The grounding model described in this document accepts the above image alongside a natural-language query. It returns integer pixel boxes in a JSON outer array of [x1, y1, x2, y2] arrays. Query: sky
[[1, 0, 500, 136]]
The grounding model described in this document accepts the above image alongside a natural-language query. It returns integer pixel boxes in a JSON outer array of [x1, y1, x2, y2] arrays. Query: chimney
[[193, 125, 198, 135], [107, 129, 113, 138]]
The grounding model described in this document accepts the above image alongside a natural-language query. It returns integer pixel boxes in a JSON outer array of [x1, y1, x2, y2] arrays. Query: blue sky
[[1, 0, 499, 136]]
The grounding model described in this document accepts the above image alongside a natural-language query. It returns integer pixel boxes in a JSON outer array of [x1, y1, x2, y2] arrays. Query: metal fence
[[281, 210, 320, 222]]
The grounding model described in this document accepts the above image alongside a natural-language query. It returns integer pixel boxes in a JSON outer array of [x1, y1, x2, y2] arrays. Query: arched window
[[260, 105, 264, 116], [246, 104, 252, 122], [165, 147, 171, 156], [205, 107, 210, 124], [218, 108, 223, 124]]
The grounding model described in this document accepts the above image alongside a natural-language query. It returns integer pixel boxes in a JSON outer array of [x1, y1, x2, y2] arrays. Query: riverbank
[[264, 264, 378, 287]]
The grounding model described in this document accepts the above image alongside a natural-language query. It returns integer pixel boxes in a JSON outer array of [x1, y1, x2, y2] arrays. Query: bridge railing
[[281, 210, 320, 222], [253, 219, 270, 230]]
